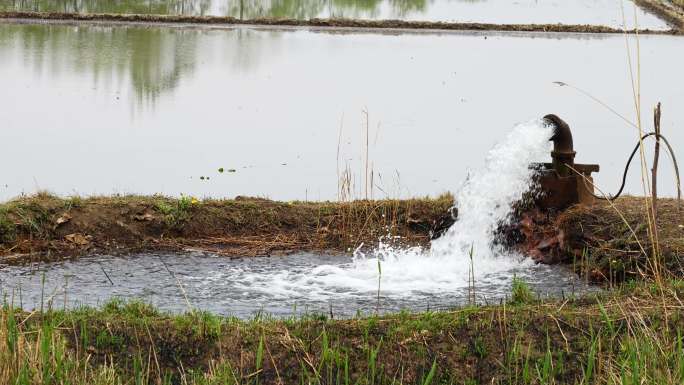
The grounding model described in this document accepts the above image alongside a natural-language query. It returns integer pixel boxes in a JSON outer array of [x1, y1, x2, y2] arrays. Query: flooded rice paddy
[[1, 22, 683, 202], [0, 252, 595, 317], [0, 0, 668, 28]]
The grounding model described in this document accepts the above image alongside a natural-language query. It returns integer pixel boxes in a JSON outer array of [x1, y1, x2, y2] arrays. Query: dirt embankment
[[513, 197, 684, 283], [0, 193, 454, 264], [0, 11, 680, 34]]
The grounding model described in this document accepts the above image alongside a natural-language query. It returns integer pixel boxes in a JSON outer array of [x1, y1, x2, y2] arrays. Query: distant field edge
[[0, 11, 681, 35]]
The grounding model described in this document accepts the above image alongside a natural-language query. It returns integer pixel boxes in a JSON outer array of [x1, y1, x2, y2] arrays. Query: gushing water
[[220, 118, 554, 301], [430, 120, 551, 259], [339, 119, 554, 294]]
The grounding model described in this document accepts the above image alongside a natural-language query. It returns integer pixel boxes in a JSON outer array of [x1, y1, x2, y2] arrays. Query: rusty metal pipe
[[544, 114, 576, 176], [544, 114, 573, 153]]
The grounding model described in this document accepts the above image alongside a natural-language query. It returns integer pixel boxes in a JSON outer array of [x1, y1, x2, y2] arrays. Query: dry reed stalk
[[337, 114, 344, 202], [651, 103, 662, 255], [624, 4, 661, 279], [364, 109, 370, 200]]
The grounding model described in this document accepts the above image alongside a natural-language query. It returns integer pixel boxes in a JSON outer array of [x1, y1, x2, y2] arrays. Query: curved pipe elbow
[[544, 114, 574, 154]]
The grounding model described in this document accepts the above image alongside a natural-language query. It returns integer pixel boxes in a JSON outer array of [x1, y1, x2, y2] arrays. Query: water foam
[[227, 119, 553, 300]]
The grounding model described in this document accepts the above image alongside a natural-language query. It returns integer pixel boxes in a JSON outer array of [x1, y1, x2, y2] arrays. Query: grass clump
[[0, 209, 15, 244], [101, 298, 161, 318], [154, 195, 196, 229], [509, 276, 535, 305]]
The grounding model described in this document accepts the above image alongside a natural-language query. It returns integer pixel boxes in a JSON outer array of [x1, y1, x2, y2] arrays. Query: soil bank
[[0, 11, 681, 34], [636, 0, 684, 30], [515, 196, 684, 283], [0, 193, 455, 264]]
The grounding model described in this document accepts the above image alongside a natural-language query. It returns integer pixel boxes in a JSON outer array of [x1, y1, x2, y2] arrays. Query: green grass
[[509, 276, 535, 305], [3, 280, 684, 384], [0, 191, 71, 245], [153, 195, 195, 228], [0, 208, 15, 244]]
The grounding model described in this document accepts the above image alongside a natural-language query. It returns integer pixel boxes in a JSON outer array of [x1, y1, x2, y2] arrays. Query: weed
[[154, 195, 195, 229], [0, 210, 15, 244], [509, 276, 535, 305], [472, 337, 487, 359], [65, 195, 84, 210], [421, 359, 437, 385]]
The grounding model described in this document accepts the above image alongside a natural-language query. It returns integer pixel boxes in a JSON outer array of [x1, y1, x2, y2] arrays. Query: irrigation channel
[[0, 120, 598, 318]]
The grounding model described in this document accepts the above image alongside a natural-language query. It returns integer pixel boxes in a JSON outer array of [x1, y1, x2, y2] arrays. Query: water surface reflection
[[0, 23, 683, 202], [0, 23, 203, 104]]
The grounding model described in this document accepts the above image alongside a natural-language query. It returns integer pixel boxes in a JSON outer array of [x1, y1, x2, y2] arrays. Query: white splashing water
[[221, 119, 554, 301], [430, 119, 552, 259], [339, 119, 553, 295]]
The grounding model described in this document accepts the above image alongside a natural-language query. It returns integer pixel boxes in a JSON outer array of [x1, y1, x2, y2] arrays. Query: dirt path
[[0, 11, 681, 35]]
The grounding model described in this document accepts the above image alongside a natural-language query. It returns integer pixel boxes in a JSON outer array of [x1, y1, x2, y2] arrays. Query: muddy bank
[[514, 197, 684, 282], [2, 194, 683, 283], [0, 193, 454, 264], [0, 11, 680, 34]]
